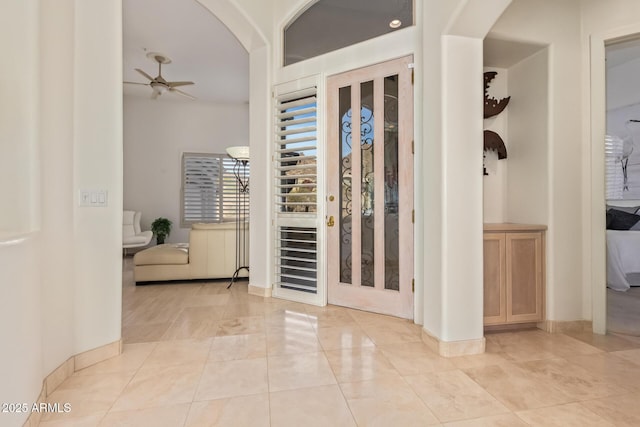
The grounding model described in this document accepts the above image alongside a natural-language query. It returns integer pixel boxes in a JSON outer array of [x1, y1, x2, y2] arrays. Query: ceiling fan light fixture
[[150, 82, 168, 94]]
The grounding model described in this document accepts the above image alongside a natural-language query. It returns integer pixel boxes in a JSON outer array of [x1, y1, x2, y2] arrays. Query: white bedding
[[607, 229, 640, 291]]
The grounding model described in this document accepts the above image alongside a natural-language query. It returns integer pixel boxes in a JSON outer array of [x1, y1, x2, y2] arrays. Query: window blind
[[605, 135, 624, 200], [182, 153, 249, 225]]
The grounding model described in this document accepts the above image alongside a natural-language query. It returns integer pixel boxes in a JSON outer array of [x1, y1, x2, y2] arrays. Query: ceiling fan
[[124, 52, 195, 100]]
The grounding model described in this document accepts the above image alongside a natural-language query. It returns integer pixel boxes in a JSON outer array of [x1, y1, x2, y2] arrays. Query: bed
[[607, 229, 640, 291], [607, 206, 640, 291]]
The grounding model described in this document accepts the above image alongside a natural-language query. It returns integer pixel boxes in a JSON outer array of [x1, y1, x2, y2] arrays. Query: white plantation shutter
[[605, 135, 624, 200], [276, 226, 318, 293], [274, 87, 318, 213], [272, 81, 324, 304], [181, 153, 249, 225]]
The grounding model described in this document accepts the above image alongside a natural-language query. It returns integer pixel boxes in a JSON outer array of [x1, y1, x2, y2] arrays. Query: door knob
[[327, 215, 335, 227]]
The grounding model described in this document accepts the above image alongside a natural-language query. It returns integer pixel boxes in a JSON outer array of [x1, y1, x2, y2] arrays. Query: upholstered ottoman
[[132, 222, 248, 284], [133, 243, 190, 283]]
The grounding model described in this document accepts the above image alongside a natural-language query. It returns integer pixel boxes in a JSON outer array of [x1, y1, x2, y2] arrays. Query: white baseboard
[[537, 320, 592, 334], [248, 284, 272, 297], [421, 329, 485, 357], [23, 339, 122, 427]]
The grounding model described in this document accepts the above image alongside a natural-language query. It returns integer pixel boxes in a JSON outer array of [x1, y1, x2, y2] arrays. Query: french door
[[326, 56, 414, 319]]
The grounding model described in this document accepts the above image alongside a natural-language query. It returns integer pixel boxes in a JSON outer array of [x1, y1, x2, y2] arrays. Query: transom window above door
[[283, 0, 414, 66]]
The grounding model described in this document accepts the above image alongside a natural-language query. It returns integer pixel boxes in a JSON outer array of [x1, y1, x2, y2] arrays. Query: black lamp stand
[[228, 158, 249, 289]]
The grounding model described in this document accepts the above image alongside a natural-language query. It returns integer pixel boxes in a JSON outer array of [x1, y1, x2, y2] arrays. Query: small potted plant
[[151, 217, 172, 245]]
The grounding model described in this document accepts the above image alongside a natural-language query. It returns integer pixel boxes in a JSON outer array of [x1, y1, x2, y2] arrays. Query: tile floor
[[40, 259, 640, 426]]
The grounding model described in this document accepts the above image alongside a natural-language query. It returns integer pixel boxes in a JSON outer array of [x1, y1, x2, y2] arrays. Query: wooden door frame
[[325, 55, 414, 319]]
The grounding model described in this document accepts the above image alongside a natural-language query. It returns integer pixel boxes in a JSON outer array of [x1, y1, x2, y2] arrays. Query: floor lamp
[[226, 146, 249, 289]]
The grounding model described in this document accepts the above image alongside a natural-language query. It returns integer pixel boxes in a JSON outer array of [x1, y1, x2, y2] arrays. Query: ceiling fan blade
[[170, 88, 196, 100], [123, 81, 149, 86], [167, 81, 194, 88], [135, 68, 154, 81]]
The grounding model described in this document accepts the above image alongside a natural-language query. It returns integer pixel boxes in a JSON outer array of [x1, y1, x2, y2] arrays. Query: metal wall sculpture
[[484, 71, 510, 118], [483, 71, 510, 175]]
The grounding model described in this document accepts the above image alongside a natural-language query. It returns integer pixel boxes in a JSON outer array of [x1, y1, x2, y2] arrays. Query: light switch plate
[[79, 189, 108, 207]]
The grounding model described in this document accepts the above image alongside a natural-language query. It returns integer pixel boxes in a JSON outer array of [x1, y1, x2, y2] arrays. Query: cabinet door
[[506, 232, 543, 323], [483, 233, 506, 325]]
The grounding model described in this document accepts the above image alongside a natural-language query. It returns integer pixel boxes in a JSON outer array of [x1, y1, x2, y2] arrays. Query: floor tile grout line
[[188, 338, 216, 404], [401, 372, 447, 424], [456, 366, 524, 418], [85, 363, 143, 420], [265, 341, 274, 427], [331, 360, 364, 427], [181, 402, 194, 427]]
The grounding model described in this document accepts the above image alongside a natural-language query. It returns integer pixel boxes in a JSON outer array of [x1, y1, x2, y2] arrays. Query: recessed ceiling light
[[389, 19, 402, 29]]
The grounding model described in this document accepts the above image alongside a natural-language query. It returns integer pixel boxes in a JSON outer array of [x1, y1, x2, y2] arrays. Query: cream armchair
[[123, 210, 153, 251]]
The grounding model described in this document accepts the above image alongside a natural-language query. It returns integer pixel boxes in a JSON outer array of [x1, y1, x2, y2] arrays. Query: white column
[[248, 45, 272, 292], [439, 35, 485, 343]]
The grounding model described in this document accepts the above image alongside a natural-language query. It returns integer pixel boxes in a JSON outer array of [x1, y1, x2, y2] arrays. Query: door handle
[[327, 215, 335, 227]]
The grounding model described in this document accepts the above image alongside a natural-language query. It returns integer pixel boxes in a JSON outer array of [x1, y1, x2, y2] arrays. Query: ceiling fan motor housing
[[147, 52, 171, 64], [124, 51, 195, 99]]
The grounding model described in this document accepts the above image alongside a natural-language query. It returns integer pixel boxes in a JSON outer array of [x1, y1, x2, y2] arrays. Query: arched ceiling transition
[[123, 0, 249, 103]]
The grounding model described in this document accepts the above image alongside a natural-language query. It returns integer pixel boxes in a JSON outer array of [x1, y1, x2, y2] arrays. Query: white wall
[[0, 237, 42, 427], [0, 2, 43, 426], [506, 48, 549, 225], [607, 57, 640, 111], [247, 45, 272, 291], [440, 34, 486, 342], [72, 0, 123, 356], [483, 52, 549, 227], [0, 0, 39, 235], [1, 2, 123, 424], [39, 0, 76, 375], [124, 97, 249, 243], [420, 0, 466, 341]]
